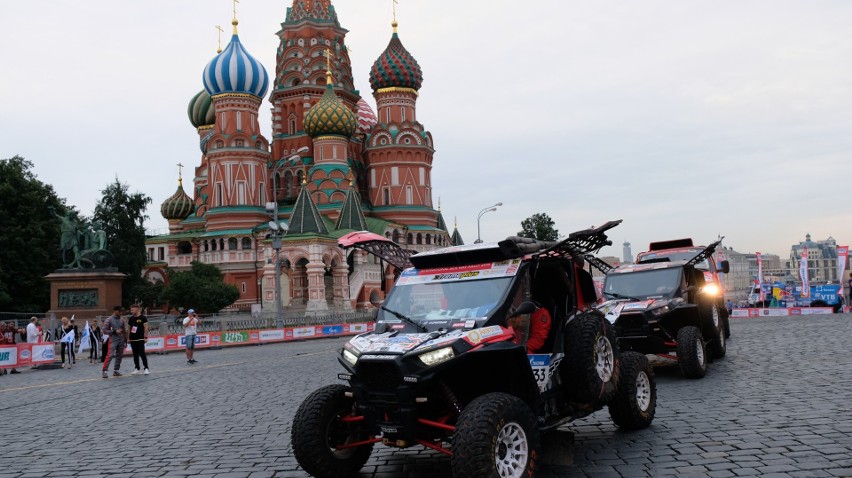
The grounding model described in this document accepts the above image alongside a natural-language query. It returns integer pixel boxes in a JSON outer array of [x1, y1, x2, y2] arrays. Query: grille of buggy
[[356, 361, 401, 392]]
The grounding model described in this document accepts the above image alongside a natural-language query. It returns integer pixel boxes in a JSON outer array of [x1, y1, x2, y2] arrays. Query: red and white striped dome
[[356, 98, 378, 134]]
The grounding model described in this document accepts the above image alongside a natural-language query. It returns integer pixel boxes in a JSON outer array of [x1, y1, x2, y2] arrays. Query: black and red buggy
[[291, 221, 656, 478]]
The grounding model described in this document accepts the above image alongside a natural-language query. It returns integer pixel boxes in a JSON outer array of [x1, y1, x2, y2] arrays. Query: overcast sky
[[2, 1, 851, 258]]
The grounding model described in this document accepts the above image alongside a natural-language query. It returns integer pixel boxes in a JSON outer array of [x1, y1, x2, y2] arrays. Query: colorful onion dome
[[286, 0, 338, 24], [304, 84, 357, 138], [202, 33, 269, 99], [369, 23, 423, 91], [160, 179, 194, 221], [187, 90, 215, 128], [356, 98, 377, 133]]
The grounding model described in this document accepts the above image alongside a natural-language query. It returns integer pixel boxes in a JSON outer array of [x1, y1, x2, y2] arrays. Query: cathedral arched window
[[228, 238, 238, 250], [288, 115, 297, 134], [392, 230, 400, 243], [241, 238, 252, 250], [416, 233, 423, 245], [177, 241, 192, 255], [426, 234, 431, 245], [219, 238, 225, 250], [407, 233, 413, 245], [211, 240, 217, 251], [284, 171, 294, 198]]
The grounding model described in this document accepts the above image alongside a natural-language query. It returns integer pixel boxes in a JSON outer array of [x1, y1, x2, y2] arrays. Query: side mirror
[[510, 301, 537, 317], [719, 260, 730, 274]]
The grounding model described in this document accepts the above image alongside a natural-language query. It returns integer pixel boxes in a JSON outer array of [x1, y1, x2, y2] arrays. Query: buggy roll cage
[[586, 236, 726, 275], [338, 220, 623, 273]]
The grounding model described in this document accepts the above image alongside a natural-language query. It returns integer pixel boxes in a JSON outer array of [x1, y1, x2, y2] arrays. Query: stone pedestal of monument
[[44, 270, 127, 321]]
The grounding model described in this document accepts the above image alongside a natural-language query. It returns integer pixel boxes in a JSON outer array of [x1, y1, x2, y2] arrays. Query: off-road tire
[[291, 384, 373, 478], [677, 326, 707, 379], [452, 392, 540, 478], [723, 315, 731, 339], [703, 302, 726, 359], [608, 351, 656, 430], [563, 311, 619, 404]]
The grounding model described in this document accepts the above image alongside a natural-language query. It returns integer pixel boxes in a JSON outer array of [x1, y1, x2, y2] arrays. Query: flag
[[60, 328, 75, 344], [756, 252, 764, 302], [837, 246, 848, 285], [800, 247, 810, 298], [77, 320, 91, 354]]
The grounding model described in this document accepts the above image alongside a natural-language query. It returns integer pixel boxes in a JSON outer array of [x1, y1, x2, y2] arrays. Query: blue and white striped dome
[[202, 34, 269, 99]]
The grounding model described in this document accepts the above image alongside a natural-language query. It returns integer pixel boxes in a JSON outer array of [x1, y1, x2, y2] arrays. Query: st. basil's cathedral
[[145, 0, 464, 314]]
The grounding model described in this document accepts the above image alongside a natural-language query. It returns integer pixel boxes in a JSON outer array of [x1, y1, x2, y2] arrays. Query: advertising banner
[[800, 247, 810, 298], [756, 252, 764, 302], [0, 343, 59, 369], [837, 246, 848, 288], [1, 323, 376, 367]]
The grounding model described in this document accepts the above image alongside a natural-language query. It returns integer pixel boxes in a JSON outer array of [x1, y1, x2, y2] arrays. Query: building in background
[[622, 241, 633, 264], [145, 1, 463, 314]]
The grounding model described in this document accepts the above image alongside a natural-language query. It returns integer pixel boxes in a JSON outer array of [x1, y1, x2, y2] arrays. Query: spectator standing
[[101, 306, 127, 378], [182, 309, 200, 364], [26, 317, 39, 345], [88, 321, 102, 364], [59, 317, 76, 369], [69, 318, 79, 353], [127, 304, 149, 375]]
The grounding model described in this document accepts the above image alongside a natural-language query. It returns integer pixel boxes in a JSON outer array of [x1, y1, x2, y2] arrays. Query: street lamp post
[[475, 202, 503, 244], [267, 146, 309, 327]]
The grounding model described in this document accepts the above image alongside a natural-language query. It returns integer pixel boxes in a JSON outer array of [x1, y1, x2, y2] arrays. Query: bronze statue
[[49, 208, 113, 269], [50, 207, 82, 268]]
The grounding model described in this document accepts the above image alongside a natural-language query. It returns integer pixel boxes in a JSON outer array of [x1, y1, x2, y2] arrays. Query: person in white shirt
[[182, 309, 200, 364], [26, 317, 39, 344]]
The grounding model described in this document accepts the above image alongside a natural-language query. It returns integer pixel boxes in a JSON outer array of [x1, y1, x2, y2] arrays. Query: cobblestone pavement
[[1, 314, 851, 477]]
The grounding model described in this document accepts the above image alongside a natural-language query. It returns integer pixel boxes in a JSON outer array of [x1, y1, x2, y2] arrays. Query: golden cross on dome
[[231, 0, 240, 33], [324, 48, 335, 84], [215, 25, 224, 53], [177, 163, 185, 184], [392, 0, 399, 32]]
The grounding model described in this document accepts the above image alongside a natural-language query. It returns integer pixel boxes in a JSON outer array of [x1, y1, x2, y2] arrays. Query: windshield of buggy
[[604, 268, 683, 299], [379, 261, 520, 323]]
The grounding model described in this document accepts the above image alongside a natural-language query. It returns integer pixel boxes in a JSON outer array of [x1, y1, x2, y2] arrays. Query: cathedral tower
[[366, 18, 436, 228], [201, 15, 271, 231]]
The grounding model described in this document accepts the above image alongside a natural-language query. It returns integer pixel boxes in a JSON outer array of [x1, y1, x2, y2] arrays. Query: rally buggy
[[291, 221, 657, 478], [594, 239, 728, 379]]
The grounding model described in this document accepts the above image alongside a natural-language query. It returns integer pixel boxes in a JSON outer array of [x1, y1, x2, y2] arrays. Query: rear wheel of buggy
[[452, 392, 540, 478], [563, 311, 620, 403], [704, 303, 726, 359], [608, 351, 656, 430], [677, 326, 707, 379], [291, 384, 374, 478]]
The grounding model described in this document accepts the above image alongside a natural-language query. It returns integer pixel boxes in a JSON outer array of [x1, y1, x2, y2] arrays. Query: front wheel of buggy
[[677, 326, 707, 379], [452, 392, 540, 478], [608, 351, 656, 430], [291, 384, 374, 478]]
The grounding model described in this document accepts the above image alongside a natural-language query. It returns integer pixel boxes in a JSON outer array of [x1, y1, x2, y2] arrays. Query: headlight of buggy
[[342, 349, 360, 366], [419, 347, 455, 366], [650, 305, 670, 316], [701, 283, 721, 296]]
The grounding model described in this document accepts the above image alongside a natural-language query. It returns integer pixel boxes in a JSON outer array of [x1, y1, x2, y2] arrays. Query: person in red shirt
[[526, 305, 552, 353], [508, 295, 553, 354]]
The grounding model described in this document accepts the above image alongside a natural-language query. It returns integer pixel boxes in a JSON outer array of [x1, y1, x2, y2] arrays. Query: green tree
[[92, 178, 152, 300], [0, 156, 66, 311], [129, 279, 165, 309], [161, 262, 240, 313], [518, 213, 559, 241]]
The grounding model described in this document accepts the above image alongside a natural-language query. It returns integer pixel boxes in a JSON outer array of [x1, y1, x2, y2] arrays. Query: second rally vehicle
[[291, 221, 656, 478]]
